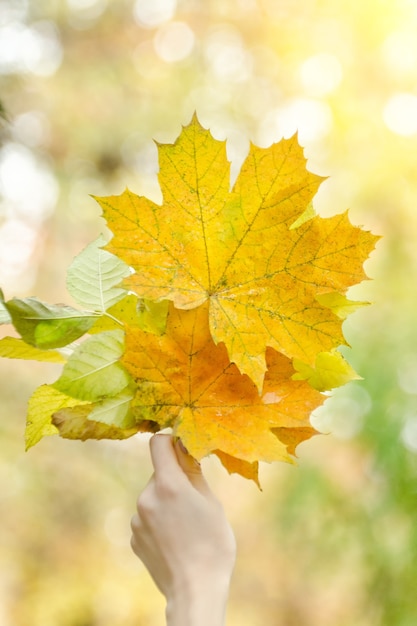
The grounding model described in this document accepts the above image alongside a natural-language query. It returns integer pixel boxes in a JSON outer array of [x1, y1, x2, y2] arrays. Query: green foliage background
[[1, 1, 417, 624]]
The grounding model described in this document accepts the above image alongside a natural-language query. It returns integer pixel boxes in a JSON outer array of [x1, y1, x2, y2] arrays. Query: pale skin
[[130, 434, 236, 626]]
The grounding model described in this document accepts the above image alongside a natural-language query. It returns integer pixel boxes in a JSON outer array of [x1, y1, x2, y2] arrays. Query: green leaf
[[53, 329, 131, 401], [6, 297, 96, 349], [292, 350, 362, 391], [0, 336, 66, 362], [26, 384, 89, 450], [66, 235, 130, 312]]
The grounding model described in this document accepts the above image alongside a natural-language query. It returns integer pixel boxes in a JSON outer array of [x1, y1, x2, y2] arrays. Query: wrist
[[165, 574, 231, 626]]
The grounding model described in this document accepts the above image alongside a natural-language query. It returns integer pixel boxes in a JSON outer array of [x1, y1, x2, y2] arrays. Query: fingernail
[[177, 439, 189, 455]]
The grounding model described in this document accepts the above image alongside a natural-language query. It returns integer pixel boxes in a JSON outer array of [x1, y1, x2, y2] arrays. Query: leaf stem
[[103, 311, 124, 327]]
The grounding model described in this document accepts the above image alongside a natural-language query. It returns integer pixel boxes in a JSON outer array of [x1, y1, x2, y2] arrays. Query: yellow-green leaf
[[136, 298, 169, 335], [88, 294, 141, 333], [26, 385, 89, 450], [0, 336, 66, 362], [316, 292, 369, 320], [53, 330, 131, 401], [88, 389, 136, 428], [289, 201, 316, 229], [88, 295, 168, 335], [292, 350, 362, 391]]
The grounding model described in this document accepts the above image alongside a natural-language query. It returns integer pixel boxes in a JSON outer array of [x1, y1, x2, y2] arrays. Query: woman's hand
[[131, 434, 236, 626]]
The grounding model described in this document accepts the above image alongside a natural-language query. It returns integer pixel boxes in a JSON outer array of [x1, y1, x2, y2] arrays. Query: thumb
[[174, 438, 212, 496]]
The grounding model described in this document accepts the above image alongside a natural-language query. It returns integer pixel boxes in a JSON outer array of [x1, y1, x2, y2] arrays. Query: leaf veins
[[121, 301, 324, 480], [96, 115, 379, 387]]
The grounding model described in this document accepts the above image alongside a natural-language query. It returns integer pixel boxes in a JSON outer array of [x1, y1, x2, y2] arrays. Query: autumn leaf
[[292, 349, 362, 391], [26, 383, 144, 449], [315, 292, 370, 320], [122, 301, 324, 477], [0, 336, 66, 363], [51, 394, 141, 442], [96, 115, 379, 387], [213, 450, 261, 487], [25, 385, 88, 450], [0, 114, 380, 483], [88, 294, 142, 333]]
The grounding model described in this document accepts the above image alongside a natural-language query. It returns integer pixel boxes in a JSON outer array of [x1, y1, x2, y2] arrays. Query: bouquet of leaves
[[0, 116, 379, 484]]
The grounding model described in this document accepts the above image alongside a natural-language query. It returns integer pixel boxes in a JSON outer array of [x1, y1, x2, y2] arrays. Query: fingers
[[149, 433, 212, 497], [173, 438, 213, 497], [149, 433, 186, 485]]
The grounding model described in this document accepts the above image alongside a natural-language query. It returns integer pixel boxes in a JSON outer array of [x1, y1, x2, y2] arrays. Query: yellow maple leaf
[[121, 301, 324, 482], [96, 115, 379, 388]]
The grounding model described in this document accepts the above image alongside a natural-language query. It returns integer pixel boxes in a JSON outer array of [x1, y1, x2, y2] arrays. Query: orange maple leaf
[[121, 301, 324, 482]]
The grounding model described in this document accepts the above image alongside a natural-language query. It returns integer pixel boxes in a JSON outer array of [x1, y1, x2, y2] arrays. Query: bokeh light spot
[[66, 0, 107, 26], [383, 92, 417, 136], [0, 143, 58, 223], [204, 27, 252, 82], [0, 219, 39, 292], [153, 21, 195, 62], [397, 354, 417, 395], [259, 98, 333, 145], [67, 0, 104, 9], [12, 111, 50, 148], [381, 30, 417, 76], [401, 415, 417, 453], [0, 20, 62, 76], [300, 53, 343, 97], [121, 135, 158, 175], [133, 0, 177, 28], [311, 385, 372, 440], [0, 0, 28, 24]]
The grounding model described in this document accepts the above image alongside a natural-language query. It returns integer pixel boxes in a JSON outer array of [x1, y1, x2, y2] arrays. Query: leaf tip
[[188, 110, 203, 127]]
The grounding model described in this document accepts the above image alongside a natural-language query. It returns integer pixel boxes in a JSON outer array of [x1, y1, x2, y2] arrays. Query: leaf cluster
[[0, 117, 379, 483]]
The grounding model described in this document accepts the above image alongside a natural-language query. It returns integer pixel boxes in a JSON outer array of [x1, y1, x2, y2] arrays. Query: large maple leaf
[[96, 115, 378, 387]]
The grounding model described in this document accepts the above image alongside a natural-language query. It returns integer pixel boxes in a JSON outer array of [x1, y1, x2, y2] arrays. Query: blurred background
[[1, 0, 417, 624]]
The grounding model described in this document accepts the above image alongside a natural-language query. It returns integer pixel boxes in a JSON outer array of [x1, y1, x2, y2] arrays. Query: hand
[[131, 434, 236, 626]]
